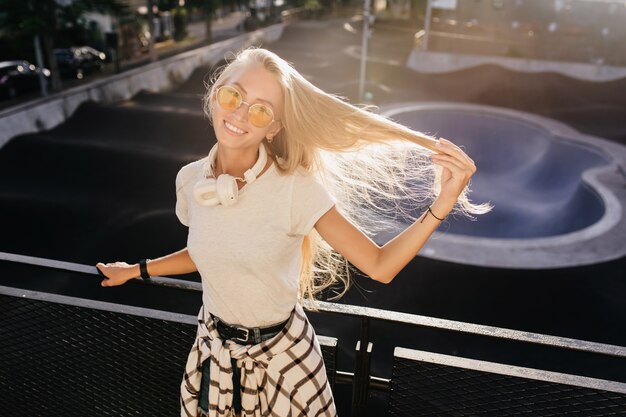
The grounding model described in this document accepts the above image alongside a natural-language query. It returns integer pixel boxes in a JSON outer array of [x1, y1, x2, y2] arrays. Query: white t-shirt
[[175, 156, 337, 327]]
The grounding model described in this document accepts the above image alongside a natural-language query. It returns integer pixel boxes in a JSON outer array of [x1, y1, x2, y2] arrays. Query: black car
[[54, 46, 106, 80], [0, 60, 51, 99]]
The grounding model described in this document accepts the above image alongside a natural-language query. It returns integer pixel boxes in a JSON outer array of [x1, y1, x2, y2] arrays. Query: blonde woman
[[95, 47, 491, 417]]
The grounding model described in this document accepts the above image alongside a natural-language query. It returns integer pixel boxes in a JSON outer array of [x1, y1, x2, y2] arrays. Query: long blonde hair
[[202, 47, 493, 305]]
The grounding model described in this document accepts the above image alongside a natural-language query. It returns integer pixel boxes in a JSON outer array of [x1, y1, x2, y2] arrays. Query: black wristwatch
[[139, 258, 151, 280]]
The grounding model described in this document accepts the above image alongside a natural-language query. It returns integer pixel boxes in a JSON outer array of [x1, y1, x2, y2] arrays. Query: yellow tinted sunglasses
[[215, 85, 277, 128]]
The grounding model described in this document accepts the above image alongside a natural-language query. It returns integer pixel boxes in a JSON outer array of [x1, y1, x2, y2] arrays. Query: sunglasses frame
[[214, 84, 279, 128]]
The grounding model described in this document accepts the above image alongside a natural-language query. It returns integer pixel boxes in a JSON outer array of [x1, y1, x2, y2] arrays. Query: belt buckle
[[233, 326, 249, 343]]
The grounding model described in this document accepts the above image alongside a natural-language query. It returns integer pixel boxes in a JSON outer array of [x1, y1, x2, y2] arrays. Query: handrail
[[308, 300, 626, 359], [0, 251, 202, 291], [2, 250, 625, 359], [395, 347, 626, 395]]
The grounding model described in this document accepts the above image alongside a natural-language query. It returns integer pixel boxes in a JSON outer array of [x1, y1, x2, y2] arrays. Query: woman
[[96, 47, 490, 417]]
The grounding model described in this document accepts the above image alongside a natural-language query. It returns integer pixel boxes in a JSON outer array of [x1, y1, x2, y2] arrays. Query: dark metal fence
[[389, 348, 626, 417], [0, 286, 197, 416], [0, 285, 338, 416], [2, 251, 626, 416]]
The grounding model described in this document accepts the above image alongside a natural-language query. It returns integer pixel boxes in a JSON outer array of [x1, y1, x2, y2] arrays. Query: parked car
[[54, 46, 106, 80], [0, 60, 51, 99]]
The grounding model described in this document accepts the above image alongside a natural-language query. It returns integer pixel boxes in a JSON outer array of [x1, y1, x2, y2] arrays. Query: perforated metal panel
[[389, 349, 626, 417], [0, 288, 338, 416]]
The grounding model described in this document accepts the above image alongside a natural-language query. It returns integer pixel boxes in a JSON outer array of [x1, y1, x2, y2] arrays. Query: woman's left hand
[[430, 137, 477, 202]]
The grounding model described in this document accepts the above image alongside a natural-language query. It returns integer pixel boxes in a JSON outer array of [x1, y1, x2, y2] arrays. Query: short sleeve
[[289, 172, 337, 236], [175, 167, 190, 227]]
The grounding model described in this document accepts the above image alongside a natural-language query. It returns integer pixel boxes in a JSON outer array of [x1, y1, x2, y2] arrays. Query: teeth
[[225, 121, 246, 134]]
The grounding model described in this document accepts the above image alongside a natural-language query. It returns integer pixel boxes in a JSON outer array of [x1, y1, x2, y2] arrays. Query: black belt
[[211, 314, 288, 344]]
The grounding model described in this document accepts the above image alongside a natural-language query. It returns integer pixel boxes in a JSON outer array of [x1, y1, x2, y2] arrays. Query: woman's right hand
[[96, 261, 139, 287]]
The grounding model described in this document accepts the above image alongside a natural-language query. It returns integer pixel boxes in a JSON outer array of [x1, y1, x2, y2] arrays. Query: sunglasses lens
[[249, 104, 274, 128], [216, 86, 241, 111], [216, 85, 275, 128]]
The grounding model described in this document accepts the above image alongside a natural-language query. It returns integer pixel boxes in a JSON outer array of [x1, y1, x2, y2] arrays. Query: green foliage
[[0, 0, 56, 37], [304, 0, 322, 11], [0, 0, 128, 38]]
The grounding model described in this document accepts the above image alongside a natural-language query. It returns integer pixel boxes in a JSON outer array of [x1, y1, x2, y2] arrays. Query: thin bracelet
[[139, 258, 151, 280], [420, 205, 447, 223]]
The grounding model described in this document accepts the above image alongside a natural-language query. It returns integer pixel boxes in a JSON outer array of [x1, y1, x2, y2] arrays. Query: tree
[[0, 0, 127, 94]]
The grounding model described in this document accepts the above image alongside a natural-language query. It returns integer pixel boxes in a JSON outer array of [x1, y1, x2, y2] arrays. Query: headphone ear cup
[[193, 177, 219, 206], [216, 174, 239, 207]]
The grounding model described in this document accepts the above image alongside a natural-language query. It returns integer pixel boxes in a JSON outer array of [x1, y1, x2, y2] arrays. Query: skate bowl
[[377, 102, 626, 269]]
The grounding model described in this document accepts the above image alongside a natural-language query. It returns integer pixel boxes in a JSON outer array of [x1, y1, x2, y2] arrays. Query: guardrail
[[0, 284, 337, 416], [389, 347, 626, 416], [2, 251, 626, 416], [0, 23, 285, 149]]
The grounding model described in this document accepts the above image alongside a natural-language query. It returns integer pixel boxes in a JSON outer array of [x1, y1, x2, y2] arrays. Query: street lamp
[[358, 0, 374, 102]]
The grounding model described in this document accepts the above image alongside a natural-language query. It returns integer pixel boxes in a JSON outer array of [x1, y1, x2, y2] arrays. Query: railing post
[[351, 317, 372, 417]]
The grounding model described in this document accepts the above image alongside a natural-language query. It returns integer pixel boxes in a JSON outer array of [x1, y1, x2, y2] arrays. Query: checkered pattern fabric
[[180, 302, 337, 417]]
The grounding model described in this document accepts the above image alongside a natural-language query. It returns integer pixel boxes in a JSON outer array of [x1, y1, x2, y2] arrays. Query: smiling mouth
[[224, 120, 247, 135]]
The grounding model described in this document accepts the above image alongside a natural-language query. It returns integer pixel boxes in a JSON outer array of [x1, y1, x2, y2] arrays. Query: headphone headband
[[203, 142, 267, 183], [193, 142, 268, 207]]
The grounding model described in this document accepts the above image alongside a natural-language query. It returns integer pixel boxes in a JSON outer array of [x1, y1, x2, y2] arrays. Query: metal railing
[[0, 284, 339, 416], [2, 250, 626, 416], [389, 347, 626, 416]]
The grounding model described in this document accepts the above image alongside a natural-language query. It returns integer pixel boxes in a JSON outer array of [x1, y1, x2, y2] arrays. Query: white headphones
[[193, 142, 268, 207]]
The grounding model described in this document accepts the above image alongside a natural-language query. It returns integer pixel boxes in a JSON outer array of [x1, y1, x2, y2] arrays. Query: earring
[[267, 136, 274, 144]]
